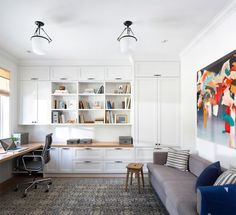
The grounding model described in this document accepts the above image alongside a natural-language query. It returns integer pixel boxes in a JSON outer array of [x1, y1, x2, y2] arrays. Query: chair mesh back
[[42, 133, 53, 164]]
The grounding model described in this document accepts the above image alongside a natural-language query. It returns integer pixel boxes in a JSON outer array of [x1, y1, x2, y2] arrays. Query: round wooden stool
[[125, 163, 144, 193]]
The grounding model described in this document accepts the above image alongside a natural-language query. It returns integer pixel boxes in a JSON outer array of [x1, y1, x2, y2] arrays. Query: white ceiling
[[0, 0, 233, 61]]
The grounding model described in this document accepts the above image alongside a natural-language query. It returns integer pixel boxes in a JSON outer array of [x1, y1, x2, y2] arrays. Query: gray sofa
[[147, 151, 214, 215]]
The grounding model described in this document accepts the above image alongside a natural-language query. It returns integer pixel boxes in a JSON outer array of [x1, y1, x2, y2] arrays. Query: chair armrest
[[153, 151, 168, 165], [197, 185, 236, 215], [22, 155, 44, 172]]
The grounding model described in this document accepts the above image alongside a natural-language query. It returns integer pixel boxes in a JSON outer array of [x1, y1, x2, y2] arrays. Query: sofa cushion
[[214, 168, 236, 186], [195, 161, 222, 190], [189, 154, 212, 177], [164, 180, 198, 215], [147, 163, 196, 186], [166, 148, 190, 171]]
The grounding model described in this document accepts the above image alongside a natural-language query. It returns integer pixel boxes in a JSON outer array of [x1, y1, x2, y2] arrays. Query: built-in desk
[[0, 143, 43, 164], [52, 142, 133, 148]]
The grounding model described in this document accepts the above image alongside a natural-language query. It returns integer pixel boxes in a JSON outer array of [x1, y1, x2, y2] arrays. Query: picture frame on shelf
[[115, 114, 127, 124]]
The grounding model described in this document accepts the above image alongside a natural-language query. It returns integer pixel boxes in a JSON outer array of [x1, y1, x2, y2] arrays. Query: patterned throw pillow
[[214, 168, 236, 186], [165, 148, 190, 171]]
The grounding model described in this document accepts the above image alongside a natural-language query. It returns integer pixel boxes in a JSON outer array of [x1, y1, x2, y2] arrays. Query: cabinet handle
[[154, 74, 161, 77], [84, 161, 92, 163], [115, 148, 122, 150], [85, 148, 92, 150], [115, 77, 122, 80], [31, 78, 38, 80], [60, 78, 67, 80], [32, 121, 37, 123], [88, 78, 94, 80], [62, 148, 70, 150], [115, 161, 122, 163], [51, 148, 56, 150]]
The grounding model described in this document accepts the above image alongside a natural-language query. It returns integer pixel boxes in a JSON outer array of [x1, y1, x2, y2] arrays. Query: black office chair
[[15, 133, 53, 197]]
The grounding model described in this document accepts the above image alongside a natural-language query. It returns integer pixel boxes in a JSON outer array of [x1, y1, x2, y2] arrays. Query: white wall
[[0, 50, 18, 183], [180, 1, 236, 168]]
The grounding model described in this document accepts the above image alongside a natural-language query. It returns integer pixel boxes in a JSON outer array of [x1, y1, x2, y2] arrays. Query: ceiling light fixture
[[31, 21, 52, 55], [117, 20, 137, 53]]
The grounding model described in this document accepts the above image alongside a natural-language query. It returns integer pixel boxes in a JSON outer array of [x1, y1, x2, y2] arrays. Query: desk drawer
[[73, 161, 104, 173], [105, 148, 134, 161], [104, 161, 130, 173], [74, 148, 104, 161]]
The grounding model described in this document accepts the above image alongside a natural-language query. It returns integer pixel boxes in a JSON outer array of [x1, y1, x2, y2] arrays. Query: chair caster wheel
[[14, 188, 18, 192], [45, 189, 49, 193], [22, 194, 27, 198]]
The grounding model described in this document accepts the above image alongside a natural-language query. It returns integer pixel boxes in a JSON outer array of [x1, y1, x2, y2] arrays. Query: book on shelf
[[95, 117, 104, 124], [83, 88, 95, 94], [106, 100, 113, 109], [106, 111, 115, 124], [79, 100, 91, 109], [124, 97, 131, 109], [126, 84, 131, 94], [79, 114, 85, 123]]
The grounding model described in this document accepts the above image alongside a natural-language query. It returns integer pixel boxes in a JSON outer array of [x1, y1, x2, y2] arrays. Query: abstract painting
[[197, 50, 236, 148]]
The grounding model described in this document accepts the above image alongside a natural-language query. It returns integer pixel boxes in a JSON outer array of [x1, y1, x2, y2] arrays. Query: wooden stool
[[125, 163, 144, 193]]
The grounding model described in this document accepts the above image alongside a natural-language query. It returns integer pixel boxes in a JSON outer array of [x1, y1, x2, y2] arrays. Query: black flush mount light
[[31, 21, 52, 55], [117, 20, 137, 53]]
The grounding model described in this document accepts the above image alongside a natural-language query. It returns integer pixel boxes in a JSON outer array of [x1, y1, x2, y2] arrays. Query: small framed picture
[[115, 114, 127, 124]]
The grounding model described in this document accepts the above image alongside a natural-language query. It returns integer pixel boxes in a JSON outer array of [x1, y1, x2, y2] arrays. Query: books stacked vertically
[[52, 111, 65, 124], [106, 100, 114, 109], [79, 100, 91, 109], [124, 97, 131, 109], [106, 111, 115, 124], [96, 85, 104, 94]]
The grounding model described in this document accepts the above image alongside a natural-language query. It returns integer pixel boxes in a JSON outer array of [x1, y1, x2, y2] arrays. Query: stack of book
[[124, 97, 131, 109], [52, 111, 65, 124], [106, 100, 114, 109], [95, 117, 104, 124], [79, 100, 91, 109]]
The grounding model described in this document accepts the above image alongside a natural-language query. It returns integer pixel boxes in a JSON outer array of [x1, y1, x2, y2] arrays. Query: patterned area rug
[[0, 178, 168, 215]]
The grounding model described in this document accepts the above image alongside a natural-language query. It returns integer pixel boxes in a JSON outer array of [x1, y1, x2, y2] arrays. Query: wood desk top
[[52, 142, 134, 148], [0, 143, 43, 164]]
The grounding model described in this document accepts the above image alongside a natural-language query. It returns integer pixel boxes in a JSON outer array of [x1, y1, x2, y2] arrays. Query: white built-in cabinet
[[19, 81, 51, 124], [50, 66, 79, 81], [44, 147, 134, 174], [134, 61, 180, 162]]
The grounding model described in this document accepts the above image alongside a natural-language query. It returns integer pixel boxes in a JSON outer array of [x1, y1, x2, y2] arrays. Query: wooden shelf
[[51, 94, 77, 96]]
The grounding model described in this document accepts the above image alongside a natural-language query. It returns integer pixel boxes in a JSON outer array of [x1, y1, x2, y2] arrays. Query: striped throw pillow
[[166, 149, 190, 171], [214, 168, 236, 186]]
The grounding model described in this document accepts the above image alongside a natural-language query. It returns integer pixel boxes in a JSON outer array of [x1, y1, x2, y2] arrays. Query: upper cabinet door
[[20, 66, 50, 81], [135, 62, 179, 77], [80, 67, 105, 81], [106, 66, 132, 81], [50, 66, 79, 81], [37, 81, 51, 124], [19, 81, 38, 124]]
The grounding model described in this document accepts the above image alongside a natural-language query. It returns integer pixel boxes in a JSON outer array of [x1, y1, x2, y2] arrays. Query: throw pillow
[[165, 148, 190, 171], [195, 161, 222, 191], [214, 168, 236, 186]]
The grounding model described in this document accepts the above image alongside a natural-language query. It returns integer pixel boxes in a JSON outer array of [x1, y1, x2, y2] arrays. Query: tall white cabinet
[[134, 61, 180, 164]]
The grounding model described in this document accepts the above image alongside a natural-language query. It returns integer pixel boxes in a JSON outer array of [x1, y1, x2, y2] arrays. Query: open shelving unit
[[50, 81, 132, 125]]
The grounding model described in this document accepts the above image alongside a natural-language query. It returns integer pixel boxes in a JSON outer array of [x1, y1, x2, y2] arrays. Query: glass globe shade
[[31, 36, 49, 55], [119, 36, 137, 53]]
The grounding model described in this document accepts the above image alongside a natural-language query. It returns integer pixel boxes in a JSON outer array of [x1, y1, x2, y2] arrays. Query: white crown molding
[[0, 48, 18, 65], [180, 0, 236, 58]]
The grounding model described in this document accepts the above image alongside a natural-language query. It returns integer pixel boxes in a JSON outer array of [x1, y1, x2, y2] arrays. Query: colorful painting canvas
[[197, 50, 236, 148]]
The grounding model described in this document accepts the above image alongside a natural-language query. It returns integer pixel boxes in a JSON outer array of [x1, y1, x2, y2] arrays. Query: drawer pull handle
[[115, 148, 122, 150], [62, 148, 70, 150], [51, 148, 56, 150], [31, 78, 38, 80], [115, 161, 122, 163], [88, 78, 94, 80], [85, 148, 92, 150], [115, 77, 122, 80], [154, 74, 161, 77], [60, 78, 67, 80], [84, 161, 92, 163]]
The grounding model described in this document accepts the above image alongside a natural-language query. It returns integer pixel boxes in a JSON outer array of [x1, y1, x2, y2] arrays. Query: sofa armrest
[[153, 151, 168, 165], [197, 185, 236, 215]]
